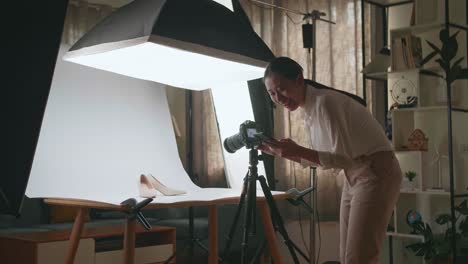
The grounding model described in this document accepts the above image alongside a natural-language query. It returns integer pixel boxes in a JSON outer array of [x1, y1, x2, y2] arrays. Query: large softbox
[[64, 0, 275, 90]]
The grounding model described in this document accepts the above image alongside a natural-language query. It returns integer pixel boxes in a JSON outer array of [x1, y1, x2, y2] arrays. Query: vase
[[402, 177, 414, 191]]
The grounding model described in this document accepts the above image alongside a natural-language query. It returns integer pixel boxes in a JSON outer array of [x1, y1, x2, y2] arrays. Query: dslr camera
[[223, 120, 270, 153]]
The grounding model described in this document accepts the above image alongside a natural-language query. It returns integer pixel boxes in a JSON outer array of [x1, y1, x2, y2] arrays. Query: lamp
[[64, 0, 274, 90], [362, 46, 391, 74]]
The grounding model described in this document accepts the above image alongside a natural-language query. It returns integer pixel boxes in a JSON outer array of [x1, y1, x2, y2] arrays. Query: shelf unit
[[362, 0, 468, 263]]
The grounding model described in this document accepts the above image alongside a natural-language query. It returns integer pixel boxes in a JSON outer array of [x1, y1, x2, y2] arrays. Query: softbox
[[64, 0, 275, 90]]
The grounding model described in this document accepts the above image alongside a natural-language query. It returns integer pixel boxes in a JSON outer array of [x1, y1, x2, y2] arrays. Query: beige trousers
[[340, 151, 402, 264]]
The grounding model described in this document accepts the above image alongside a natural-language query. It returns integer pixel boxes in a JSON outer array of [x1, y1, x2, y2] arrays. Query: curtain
[[192, 91, 228, 188], [61, 0, 114, 46], [242, 0, 372, 220], [195, 0, 373, 221]]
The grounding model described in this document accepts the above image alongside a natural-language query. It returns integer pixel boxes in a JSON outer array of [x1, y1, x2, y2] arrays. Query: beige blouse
[[300, 84, 393, 170]]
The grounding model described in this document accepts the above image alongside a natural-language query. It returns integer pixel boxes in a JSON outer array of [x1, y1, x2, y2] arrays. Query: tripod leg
[[188, 207, 195, 263], [241, 174, 256, 264], [250, 239, 267, 264], [269, 204, 310, 263], [208, 205, 218, 264], [258, 202, 283, 264], [290, 240, 310, 262], [258, 176, 300, 264], [221, 177, 248, 261]]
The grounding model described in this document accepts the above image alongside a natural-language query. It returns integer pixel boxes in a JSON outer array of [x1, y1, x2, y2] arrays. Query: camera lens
[[223, 133, 245, 153]]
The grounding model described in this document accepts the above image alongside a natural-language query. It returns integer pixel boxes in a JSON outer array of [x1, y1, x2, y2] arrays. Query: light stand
[[220, 148, 303, 264], [302, 10, 336, 81], [249, 3, 335, 263], [164, 91, 213, 264], [303, 11, 334, 264]]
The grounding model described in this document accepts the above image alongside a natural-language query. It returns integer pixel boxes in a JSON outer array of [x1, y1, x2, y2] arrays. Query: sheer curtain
[[194, 0, 373, 220], [61, 0, 114, 46], [243, 0, 372, 220]]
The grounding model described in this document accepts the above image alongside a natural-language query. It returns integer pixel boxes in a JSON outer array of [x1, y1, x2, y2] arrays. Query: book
[[392, 38, 406, 71], [391, 33, 423, 71]]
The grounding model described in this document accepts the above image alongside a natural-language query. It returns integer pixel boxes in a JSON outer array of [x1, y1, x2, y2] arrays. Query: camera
[[223, 120, 269, 153]]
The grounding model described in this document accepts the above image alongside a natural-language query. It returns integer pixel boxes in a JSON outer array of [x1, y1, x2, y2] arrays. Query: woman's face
[[264, 72, 306, 111]]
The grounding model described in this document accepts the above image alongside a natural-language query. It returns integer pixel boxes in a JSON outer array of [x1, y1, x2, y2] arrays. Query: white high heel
[[138, 174, 158, 198], [144, 174, 186, 196]]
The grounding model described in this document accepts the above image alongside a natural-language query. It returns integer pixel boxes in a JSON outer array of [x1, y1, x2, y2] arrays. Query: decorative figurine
[[429, 142, 449, 191], [406, 210, 423, 234], [403, 128, 428, 151]]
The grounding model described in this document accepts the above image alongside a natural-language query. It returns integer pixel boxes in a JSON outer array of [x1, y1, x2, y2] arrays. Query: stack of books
[[391, 33, 423, 71]]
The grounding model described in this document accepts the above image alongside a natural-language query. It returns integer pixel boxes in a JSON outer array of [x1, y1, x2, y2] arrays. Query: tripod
[[221, 148, 303, 264]]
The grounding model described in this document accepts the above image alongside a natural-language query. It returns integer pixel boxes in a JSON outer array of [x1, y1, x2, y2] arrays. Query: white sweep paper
[[26, 44, 202, 204], [27, 45, 281, 206]]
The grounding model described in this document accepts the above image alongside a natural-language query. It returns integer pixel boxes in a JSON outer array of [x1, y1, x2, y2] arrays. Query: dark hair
[[263, 57, 303, 82]]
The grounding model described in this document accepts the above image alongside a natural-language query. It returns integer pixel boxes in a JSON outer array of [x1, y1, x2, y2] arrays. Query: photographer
[[259, 57, 402, 264]]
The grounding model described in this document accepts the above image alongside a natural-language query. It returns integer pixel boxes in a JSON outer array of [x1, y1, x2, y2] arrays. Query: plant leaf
[[406, 243, 423, 252], [420, 50, 438, 66], [426, 40, 441, 54], [439, 29, 450, 42], [407, 242, 429, 257], [442, 31, 459, 61], [451, 57, 465, 69], [460, 218, 468, 236], [448, 65, 462, 84], [436, 58, 449, 72], [456, 200, 468, 215], [420, 69, 444, 78], [457, 68, 468, 80], [436, 214, 451, 225], [413, 221, 426, 234], [424, 223, 434, 241]]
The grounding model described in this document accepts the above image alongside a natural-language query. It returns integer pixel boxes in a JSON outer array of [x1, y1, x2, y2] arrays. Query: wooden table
[[45, 192, 288, 264]]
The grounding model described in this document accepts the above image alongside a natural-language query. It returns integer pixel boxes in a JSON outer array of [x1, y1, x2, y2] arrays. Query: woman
[[259, 57, 402, 264]]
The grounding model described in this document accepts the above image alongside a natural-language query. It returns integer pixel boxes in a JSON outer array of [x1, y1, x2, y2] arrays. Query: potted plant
[[419, 29, 468, 87], [406, 200, 468, 264], [403, 171, 417, 191]]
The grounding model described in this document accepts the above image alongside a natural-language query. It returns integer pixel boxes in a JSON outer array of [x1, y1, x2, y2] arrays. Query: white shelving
[[363, 0, 467, 262], [390, 22, 468, 34], [399, 189, 450, 196], [386, 232, 424, 240], [376, 1, 468, 263], [365, 0, 413, 6]]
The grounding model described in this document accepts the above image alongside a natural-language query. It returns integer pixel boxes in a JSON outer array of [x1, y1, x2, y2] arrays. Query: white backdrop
[[27, 45, 277, 205], [26, 45, 204, 204]]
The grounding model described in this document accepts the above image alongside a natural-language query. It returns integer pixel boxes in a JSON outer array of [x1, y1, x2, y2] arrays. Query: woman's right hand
[[257, 138, 280, 156]]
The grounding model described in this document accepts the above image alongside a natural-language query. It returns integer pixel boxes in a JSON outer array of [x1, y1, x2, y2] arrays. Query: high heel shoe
[[139, 174, 158, 198], [145, 173, 186, 196]]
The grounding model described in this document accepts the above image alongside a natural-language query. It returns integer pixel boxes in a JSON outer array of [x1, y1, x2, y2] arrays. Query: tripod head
[[286, 187, 315, 214], [120, 198, 153, 230]]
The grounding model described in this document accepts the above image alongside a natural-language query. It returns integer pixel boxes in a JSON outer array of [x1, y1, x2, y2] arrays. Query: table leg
[[259, 201, 282, 264], [208, 205, 218, 264], [65, 208, 87, 264], [124, 218, 136, 264]]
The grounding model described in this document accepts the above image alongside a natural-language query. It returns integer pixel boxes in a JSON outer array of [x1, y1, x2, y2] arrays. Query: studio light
[[64, 0, 274, 90]]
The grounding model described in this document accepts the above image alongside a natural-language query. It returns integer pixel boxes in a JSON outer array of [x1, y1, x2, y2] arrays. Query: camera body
[[223, 120, 267, 153]]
